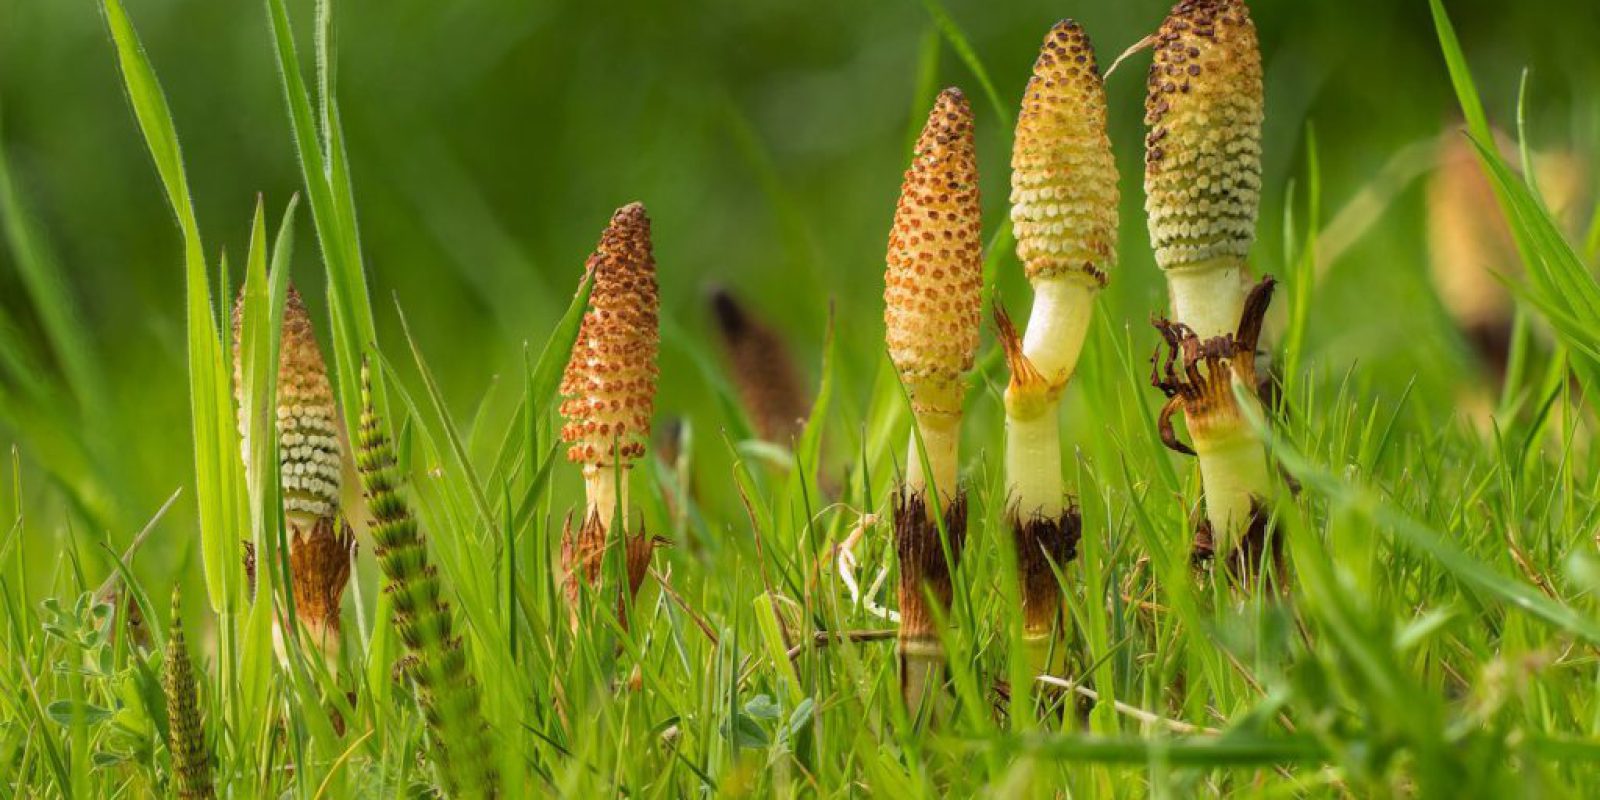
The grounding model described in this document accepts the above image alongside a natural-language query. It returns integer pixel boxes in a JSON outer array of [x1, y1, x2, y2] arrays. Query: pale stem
[[1166, 259, 1247, 341], [1021, 275, 1099, 386], [905, 412, 961, 509], [583, 465, 631, 534], [1021, 631, 1060, 681], [900, 638, 945, 720], [1193, 414, 1270, 556], [1005, 410, 1062, 519]]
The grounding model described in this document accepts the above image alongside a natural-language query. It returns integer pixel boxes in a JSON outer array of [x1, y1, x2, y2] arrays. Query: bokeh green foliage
[[2, 0, 1597, 557]]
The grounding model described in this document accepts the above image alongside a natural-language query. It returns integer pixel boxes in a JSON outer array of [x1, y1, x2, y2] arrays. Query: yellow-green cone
[[1143, 0, 1264, 341]]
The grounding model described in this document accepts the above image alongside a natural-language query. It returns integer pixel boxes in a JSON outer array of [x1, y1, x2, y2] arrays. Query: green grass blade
[[917, 0, 1012, 127], [102, 0, 245, 613], [264, 0, 380, 433]]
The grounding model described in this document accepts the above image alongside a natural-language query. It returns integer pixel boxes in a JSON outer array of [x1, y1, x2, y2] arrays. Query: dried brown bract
[[1010, 509, 1081, 638], [1151, 276, 1276, 562], [894, 490, 968, 641], [560, 511, 663, 631], [1152, 277, 1274, 449], [894, 488, 967, 714], [288, 517, 356, 651], [1191, 497, 1280, 583]]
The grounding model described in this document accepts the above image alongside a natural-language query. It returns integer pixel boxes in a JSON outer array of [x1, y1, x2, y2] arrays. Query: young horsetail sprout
[[354, 363, 496, 796], [884, 87, 981, 714], [559, 202, 660, 626], [1426, 133, 1590, 382], [164, 590, 215, 800], [1143, 0, 1277, 571], [232, 286, 354, 657], [1001, 19, 1115, 674]]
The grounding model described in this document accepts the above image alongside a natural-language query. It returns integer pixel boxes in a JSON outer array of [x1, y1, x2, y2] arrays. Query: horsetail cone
[[1010, 19, 1119, 388], [1144, 0, 1264, 341], [558, 202, 660, 621], [1004, 20, 1119, 532], [164, 590, 215, 800], [230, 286, 353, 653], [885, 87, 983, 505], [1142, 0, 1275, 575]]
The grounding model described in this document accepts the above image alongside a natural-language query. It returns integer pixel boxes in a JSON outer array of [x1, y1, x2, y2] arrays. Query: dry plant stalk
[[1003, 19, 1116, 674], [884, 87, 982, 713], [558, 202, 661, 627], [232, 286, 354, 657], [1143, 0, 1277, 569]]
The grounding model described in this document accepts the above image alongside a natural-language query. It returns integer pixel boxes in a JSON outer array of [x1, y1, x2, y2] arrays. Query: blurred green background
[[1, 0, 1597, 584]]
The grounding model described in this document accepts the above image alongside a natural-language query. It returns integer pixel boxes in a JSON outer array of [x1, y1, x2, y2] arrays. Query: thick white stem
[[1002, 274, 1096, 523], [1021, 276, 1099, 386], [583, 466, 630, 534], [905, 413, 960, 508], [900, 638, 945, 720], [1166, 260, 1246, 341], [1005, 410, 1062, 519], [1194, 419, 1270, 556]]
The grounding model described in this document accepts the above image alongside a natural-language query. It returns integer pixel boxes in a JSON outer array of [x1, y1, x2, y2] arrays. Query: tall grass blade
[[101, 0, 245, 613], [264, 0, 381, 432]]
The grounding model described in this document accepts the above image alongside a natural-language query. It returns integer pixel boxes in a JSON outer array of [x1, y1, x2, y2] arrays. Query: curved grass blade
[[101, 0, 245, 613]]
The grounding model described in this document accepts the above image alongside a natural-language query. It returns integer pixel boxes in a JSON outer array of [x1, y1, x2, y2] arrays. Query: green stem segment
[[355, 365, 496, 796], [164, 591, 215, 800]]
